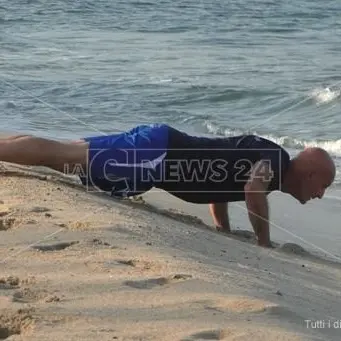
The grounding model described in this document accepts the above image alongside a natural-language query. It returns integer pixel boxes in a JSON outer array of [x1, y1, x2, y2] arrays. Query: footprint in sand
[[279, 243, 308, 256], [183, 327, 302, 341], [30, 241, 79, 252], [0, 217, 17, 231], [68, 221, 92, 230], [0, 208, 10, 218], [182, 329, 227, 341], [0, 277, 20, 290], [203, 296, 301, 326], [12, 288, 60, 304], [0, 308, 33, 340], [124, 274, 193, 289], [204, 296, 277, 314], [0, 204, 20, 231], [0, 276, 36, 291], [117, 259, 154, 270], [29, 206, 51, 213], [12, 288, 45, 303], [87, 238, 111, 247]]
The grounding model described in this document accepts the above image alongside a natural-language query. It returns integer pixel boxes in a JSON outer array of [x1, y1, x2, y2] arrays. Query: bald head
[[284, 147, 335, 204], [296, 147, 335, 181]]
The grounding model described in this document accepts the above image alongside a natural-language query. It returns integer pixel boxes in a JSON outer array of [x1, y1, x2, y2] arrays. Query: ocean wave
[[204, 121, 341, 157]]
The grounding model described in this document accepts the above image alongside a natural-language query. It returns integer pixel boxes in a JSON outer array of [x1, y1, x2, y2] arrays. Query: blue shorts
[[80, 123, 169, 197]]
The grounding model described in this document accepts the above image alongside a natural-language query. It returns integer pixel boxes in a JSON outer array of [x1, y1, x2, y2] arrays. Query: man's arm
[[209, 202, 230, 232], [244, 160, 274, 247]]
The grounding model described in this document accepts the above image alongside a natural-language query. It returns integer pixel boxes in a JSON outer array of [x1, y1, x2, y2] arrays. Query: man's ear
[[244, 159, 274, 192]]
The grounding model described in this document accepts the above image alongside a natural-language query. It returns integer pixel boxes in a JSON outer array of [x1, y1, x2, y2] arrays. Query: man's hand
[[215, 224, 232, 234], [258, 239, 274, 248], [209, 202, 231, 233], [244, 160, 274, 247]]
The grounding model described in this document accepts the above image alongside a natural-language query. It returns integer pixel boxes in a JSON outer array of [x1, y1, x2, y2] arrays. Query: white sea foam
[[311, 87, 341, 104], [204, 120, 341, 157]]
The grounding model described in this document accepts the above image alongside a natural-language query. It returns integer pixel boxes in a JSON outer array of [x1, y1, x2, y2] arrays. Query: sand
[[0, 162, 340, 341]]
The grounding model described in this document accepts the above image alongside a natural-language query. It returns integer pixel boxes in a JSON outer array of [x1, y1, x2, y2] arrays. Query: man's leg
[[0, 134, 88, 173]]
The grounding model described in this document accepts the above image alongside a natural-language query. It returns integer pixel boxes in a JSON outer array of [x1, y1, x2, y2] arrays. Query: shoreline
[[140, 189, 341, 264]]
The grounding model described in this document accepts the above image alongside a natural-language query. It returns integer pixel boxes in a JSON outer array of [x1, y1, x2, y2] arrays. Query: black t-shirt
[[155, 127, 291, 203]]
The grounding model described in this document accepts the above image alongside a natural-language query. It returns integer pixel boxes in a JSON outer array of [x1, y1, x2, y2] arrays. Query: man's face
[[299, 170, 330, 204]]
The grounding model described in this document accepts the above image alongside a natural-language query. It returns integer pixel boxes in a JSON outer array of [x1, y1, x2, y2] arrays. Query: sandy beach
[[0, 162, 340, 341]]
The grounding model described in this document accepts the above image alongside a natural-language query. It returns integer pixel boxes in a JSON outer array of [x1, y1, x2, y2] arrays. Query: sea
[[1, 0, 341, 186]]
